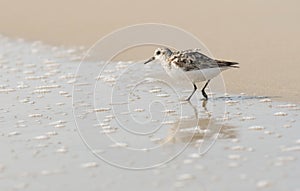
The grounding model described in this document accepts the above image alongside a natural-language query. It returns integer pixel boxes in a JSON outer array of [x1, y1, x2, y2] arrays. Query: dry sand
[[0, 0, 300, 102]]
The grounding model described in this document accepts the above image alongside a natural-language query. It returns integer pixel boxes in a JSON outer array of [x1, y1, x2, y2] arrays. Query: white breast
[[185, 68, 222, 82], [161, 62, 222, 83]]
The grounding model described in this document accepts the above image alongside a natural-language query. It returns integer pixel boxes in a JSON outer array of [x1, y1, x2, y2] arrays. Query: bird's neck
[[160, 59, 172, 72]]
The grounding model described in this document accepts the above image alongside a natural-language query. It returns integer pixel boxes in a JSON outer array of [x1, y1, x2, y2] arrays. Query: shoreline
[[0, 34, 300, 103], [1, 34, 299, 103]]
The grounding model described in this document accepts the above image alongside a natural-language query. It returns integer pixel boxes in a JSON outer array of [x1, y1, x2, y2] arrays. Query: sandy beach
[[0, 1, 299, 191], [1, 0, 300, 102]]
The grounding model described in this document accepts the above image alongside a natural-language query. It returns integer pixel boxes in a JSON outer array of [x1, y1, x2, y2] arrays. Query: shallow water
[[0, 36, 299, 191]]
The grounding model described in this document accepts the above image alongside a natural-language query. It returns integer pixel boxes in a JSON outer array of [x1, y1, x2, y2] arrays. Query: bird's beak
[[144, 57, 155, 64]]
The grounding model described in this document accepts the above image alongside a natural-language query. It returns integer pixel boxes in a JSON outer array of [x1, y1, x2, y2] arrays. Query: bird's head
[[144, 47, 172, 64]]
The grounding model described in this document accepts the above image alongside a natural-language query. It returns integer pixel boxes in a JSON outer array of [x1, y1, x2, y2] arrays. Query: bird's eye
[[156, 51, 161, 55]]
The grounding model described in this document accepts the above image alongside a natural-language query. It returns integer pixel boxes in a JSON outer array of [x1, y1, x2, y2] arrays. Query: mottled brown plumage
[[169, 49, 239, 71]]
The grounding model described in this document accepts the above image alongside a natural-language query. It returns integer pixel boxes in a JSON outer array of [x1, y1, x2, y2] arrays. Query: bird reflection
[[164, 100, 237, 144]]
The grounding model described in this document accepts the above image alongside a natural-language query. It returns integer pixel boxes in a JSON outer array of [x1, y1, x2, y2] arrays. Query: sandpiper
[[144, 47, 239, 100]]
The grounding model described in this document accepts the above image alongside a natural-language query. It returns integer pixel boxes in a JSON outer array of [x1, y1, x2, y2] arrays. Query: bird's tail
[[215, 60, 239, 68]]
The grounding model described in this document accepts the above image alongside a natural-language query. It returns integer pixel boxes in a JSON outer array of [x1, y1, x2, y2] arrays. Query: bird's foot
[[201, 91, 208, 100], [179, 97, 191, 102], [184, 98, 192, 103]]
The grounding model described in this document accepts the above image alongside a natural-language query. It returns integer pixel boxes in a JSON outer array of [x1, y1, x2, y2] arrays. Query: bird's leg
[[186, 83, 197, 101], [201, 80, 210, 100]]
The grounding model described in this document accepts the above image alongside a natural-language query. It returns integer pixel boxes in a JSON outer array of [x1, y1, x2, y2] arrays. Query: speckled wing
[[169, 50, 238, 71], [168, 50, 218, 71]]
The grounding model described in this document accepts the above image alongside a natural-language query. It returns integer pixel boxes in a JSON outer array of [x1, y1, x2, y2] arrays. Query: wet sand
[[0, 37, 299, 191]]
